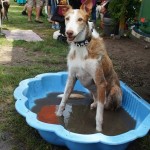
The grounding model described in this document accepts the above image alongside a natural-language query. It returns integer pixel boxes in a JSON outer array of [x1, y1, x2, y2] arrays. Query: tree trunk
[[119, 16, 125, 36]]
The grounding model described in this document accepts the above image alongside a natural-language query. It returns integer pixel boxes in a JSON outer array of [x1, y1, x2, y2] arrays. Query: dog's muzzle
[[66, 30, 76, 41]]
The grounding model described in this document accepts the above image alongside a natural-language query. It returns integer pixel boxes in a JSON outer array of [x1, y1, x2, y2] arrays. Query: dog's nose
[[66, 30, 73, 37]]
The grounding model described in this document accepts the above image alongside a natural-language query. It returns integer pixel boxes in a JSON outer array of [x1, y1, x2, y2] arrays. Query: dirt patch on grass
[[0, 46, 48, 66], [0, 46, 31, 66]]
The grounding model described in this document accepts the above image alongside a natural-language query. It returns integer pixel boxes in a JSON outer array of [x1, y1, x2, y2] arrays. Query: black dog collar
[[74, 37, 91, 47]]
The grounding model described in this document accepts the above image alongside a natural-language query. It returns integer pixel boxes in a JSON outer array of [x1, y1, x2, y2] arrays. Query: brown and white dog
[[56, 0, 122, 132]]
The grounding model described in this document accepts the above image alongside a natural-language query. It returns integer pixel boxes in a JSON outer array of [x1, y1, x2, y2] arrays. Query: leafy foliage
[[108, 0, 141, 21]]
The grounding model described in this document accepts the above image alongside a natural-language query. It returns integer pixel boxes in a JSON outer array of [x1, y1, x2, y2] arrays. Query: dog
[[56, 0, 122, 132], [0, 0, 10, 21]]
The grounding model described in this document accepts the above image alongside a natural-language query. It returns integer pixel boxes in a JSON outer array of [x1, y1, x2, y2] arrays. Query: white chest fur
[[67, 45, 99, 86]]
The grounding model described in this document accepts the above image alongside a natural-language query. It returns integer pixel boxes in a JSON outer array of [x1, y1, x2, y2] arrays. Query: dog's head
[[63, 0, 93, 42]]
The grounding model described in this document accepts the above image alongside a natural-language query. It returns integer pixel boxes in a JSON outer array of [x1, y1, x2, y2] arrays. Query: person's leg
[[40, 0, 45, 16], [35, 6, 41, 20], [59, 21, 65, 35], [27, 6, 32, 21], [22, 3, 27, 15], [50, 0, 57, 16], [57, 21, 67, 42], [23, 3, 27, 11], [27, 0, 33, 21], [35, 0, 43, 22], [47, 6, 51, 17], [50, 0, 58, 27], [47, 0, 51, 18]]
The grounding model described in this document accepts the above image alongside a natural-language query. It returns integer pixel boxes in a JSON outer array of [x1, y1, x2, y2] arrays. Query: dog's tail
[[57, 93, 85, 99]]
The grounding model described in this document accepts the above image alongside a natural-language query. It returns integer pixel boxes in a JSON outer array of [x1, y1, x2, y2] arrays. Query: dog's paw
[[90, 102, 97, 109]]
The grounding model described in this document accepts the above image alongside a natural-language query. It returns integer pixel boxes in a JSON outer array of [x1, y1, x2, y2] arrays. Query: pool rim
[[14, 72, 150, 146]]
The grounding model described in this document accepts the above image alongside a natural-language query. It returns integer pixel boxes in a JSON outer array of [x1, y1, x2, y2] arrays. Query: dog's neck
[[72, 21, 99, 47], [73, 22, 92, 47]]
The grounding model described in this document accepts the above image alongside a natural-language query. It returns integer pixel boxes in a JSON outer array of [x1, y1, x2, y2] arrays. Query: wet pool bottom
[[31, 92, 136, 136]]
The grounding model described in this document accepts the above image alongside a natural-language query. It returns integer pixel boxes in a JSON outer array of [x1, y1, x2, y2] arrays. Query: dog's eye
[[78, 18, 83, 22], [65, 17, 70, 21]]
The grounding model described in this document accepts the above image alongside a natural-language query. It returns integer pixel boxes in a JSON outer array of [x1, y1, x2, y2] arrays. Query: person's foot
[[22, 10, 27, 15], [35, 19, 43, 23]]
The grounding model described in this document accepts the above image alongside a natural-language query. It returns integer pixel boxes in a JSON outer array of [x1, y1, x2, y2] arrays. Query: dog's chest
[[67, 46, 98, 86]]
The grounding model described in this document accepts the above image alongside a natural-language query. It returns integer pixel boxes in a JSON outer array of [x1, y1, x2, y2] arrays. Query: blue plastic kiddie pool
[[14, 72, 150, 150]]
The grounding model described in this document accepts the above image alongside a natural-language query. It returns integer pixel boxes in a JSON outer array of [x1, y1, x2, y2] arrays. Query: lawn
[[0, 1, 149, 150]]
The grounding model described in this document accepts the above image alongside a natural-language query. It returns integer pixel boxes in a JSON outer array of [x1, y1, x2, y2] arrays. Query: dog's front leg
[[94, 65, 107, 132], [96, 82, 106, 132], [56, 75, 76, 116]]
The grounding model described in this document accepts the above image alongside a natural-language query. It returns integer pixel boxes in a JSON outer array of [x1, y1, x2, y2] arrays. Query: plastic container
[[14, 72, 150, 150], [17, 0, 26, 5], [102, 18, 118, 36]]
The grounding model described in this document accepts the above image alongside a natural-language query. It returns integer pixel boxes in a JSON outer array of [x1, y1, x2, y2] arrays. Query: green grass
[[0, 1, 149, 150]]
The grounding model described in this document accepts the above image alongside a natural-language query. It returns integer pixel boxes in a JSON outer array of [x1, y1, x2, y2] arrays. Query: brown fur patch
[[78, 9, 90, 22], [86, 37, 121, 105], [87, 38, 106, 59]]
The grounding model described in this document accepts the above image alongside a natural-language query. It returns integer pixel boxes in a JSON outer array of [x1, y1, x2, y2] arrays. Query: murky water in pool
[[31, 92, 136, 136]]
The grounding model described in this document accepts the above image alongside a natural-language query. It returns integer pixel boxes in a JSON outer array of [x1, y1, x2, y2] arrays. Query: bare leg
[[27, 6, 32, 21], [47, 5, 51, 18], [35, 6, 41, 21]]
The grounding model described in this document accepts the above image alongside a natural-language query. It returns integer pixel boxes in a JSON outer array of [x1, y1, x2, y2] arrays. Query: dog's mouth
[[67, 36, 76, 42]]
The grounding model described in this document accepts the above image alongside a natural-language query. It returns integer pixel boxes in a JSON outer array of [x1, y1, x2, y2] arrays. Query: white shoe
[[53, 30, 61, 39]]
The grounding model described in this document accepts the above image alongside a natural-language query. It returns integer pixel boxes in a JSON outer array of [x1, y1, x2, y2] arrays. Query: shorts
[[27, 0, 41, 7]]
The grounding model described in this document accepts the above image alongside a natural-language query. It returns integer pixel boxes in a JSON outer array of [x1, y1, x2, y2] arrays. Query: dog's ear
[[80, 0, 93, 15]]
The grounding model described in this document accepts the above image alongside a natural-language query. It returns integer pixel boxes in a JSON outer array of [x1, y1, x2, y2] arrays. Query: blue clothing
[[17, 0, 26, 4], [48, 0, 57, 15]]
